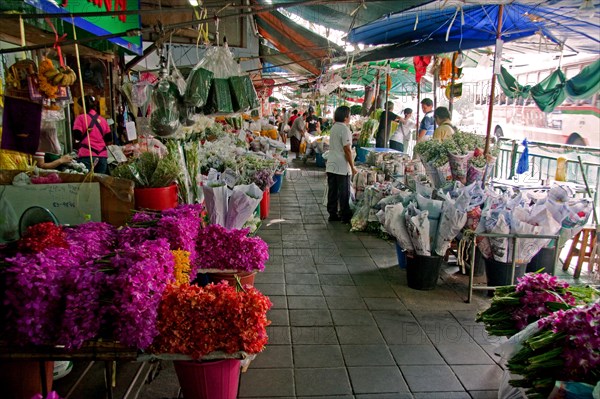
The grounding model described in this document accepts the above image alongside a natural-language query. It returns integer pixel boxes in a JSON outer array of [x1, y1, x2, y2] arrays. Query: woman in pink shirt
[[73, 95, 111, 174]]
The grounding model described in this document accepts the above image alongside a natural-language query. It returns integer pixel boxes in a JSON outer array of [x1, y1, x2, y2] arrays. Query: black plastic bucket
[[484, 258, 526, 286], [406, 254, 443, 290], [526, 247, 556, 275]]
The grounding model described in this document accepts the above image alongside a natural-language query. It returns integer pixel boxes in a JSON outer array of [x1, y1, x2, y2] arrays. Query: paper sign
[[3, 183, 101, 226], [222, 168, 240, 189], [126, 121, 137, 141]]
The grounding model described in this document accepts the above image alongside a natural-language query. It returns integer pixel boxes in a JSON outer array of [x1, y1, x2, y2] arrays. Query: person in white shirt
[[389, 108, 415, 154], [325, 106, 358, 223], [278, 107, 289, 144]]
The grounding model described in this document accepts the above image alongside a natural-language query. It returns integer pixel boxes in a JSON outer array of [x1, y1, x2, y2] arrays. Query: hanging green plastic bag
[[151, 79, 181, 137], [204, 78, 233, 114], [229, 75, 251, 112], [243, 75, 260, 110], [184, 67, 213, 108]]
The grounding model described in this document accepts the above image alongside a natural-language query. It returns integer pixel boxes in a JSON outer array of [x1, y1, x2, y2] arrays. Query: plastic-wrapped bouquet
[[506, 303, 600, 398], [476, 273, 599, 337]]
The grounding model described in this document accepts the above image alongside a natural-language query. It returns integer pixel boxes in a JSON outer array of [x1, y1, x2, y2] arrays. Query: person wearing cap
[[73, 95, 111, 174], [306, 106, 320, 135]]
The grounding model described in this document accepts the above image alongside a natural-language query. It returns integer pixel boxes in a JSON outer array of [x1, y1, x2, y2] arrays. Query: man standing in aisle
[[375, 101, 401, 148], [417, 98, 435, 142], [326, 105, 358, 223]]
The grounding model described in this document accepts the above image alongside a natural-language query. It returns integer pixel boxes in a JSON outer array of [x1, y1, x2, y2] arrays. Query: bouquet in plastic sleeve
[[224, 183, 262, 230], [201, 170, 229, 226], [383, 203, 414, 252], [405, 202, 431, 256], [476, 273, 599, 337], [111, 150, 180, 188], [506, 303, 600, 399], [434, 191, 468, 256], [415, 193, 443, 242]]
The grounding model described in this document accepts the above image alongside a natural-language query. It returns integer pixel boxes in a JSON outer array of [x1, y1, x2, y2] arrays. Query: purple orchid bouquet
[[476, 273, 598, 337], [118, 204, 204, 275], [507, 303, 600, 398], [195, 224, 269, 272], [251, 169, 275, 191], [107, 238, 175, 349]]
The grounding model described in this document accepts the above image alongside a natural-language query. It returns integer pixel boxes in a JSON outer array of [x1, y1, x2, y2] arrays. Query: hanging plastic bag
[[0, 187, 19, 242], [204, 78, 234, 114], [150, 79, 181, 137], [184, 67, 213, 108]]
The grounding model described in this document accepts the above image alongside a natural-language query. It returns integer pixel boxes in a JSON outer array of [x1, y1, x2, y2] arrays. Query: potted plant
[[111, 151, 181, 210]]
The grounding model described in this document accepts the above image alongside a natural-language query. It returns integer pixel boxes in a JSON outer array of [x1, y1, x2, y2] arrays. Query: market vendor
[[73, 95, 111, 174], [306, 106, 320, 135], [417, 98, 434, 142], [389, 107, 415, 152], [375, 101, 401, 148], [325, 105, 357, 223], [432, 106, 456, 141], [289, 111, 307, 155]]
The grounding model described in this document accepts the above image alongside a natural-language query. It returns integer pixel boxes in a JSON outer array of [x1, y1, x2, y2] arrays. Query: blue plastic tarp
[[348, 2, 600, 55]]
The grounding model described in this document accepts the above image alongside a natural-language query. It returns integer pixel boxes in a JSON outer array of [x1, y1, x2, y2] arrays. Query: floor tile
[[468, 390, 500, 399], [291, 327, 339, 344], [287, 295, 328, 309], [331, 309, 376, 326], [341, 345, 396, 366], [289, 309, 332, 326], [401, 365, 463, 392], [295, 368, 352, 396], [267, 309, 289, 326], [322, 285, 360, 297], [255, 272, 285, 284], [326, 296, 367, 310], [357, 285, 398, 298], [266, 326, 290, 345], [316, 263, 349, 274], [285, 273, 320, 285], [336, 326, 386, 344], [267, 295, 287, 309], [319, 274, 355, 286], [293, 345, 345, 368], [364, 298, 407, 310], [348, 366, 408, 394], [379, 322, 430, 345], [238, 368, 294, 397], [250, 345, 293, 368], [389, 344, 445, 365], [254, 283, 286, 296], [286, 284, 323, 296], [285, 263, 318, 274], [436, 344, 495, 365], [355, 394, 414, 399], [413, 392, 469, 399], [452, 364, 504, 391]]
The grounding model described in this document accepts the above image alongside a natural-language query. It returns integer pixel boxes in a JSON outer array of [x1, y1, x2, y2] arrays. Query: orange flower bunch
[[171, 250, 191, 285]]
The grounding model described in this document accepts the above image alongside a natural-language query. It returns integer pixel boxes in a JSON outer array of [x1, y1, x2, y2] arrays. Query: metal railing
[[494, 138, 600, 207]]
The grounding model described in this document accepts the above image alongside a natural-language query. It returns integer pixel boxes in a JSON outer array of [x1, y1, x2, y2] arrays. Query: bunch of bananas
[[38, 57, 78, 99]]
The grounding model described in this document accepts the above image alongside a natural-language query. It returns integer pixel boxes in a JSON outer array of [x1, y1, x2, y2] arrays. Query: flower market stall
[[0, 203, 273, 399]]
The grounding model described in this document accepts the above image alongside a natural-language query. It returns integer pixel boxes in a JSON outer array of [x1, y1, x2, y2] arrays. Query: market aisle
[[238, 162, 504, 399]]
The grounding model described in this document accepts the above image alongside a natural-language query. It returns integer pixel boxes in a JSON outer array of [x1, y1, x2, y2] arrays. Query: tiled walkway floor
[[235, 166, 503, 399]]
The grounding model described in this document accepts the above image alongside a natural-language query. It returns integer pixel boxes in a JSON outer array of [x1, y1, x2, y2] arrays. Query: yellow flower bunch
[[171, 250, 191, 285]]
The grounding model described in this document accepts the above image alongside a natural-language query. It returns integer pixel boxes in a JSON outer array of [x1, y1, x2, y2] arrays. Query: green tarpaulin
[[498, 59, 600, 112]]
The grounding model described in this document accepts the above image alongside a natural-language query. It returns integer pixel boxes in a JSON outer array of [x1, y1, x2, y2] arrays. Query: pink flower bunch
[[3, 247, 73, 345], [151, 282, 272, 359], [512, 273, 576, 330], [195, 225, 269, 272], [64, 222, 117, 260], [538, 302, 600, 377], [108, 239, 175, 349]]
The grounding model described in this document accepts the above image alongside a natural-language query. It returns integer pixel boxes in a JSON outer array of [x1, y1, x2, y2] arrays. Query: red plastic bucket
[[174, 359, 241, 399], [260, 190, 270, 219], [134, 184, 178, 211]]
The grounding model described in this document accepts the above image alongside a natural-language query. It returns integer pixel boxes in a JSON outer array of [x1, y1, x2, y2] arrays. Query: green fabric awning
[[498, 59, 600, 113]]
